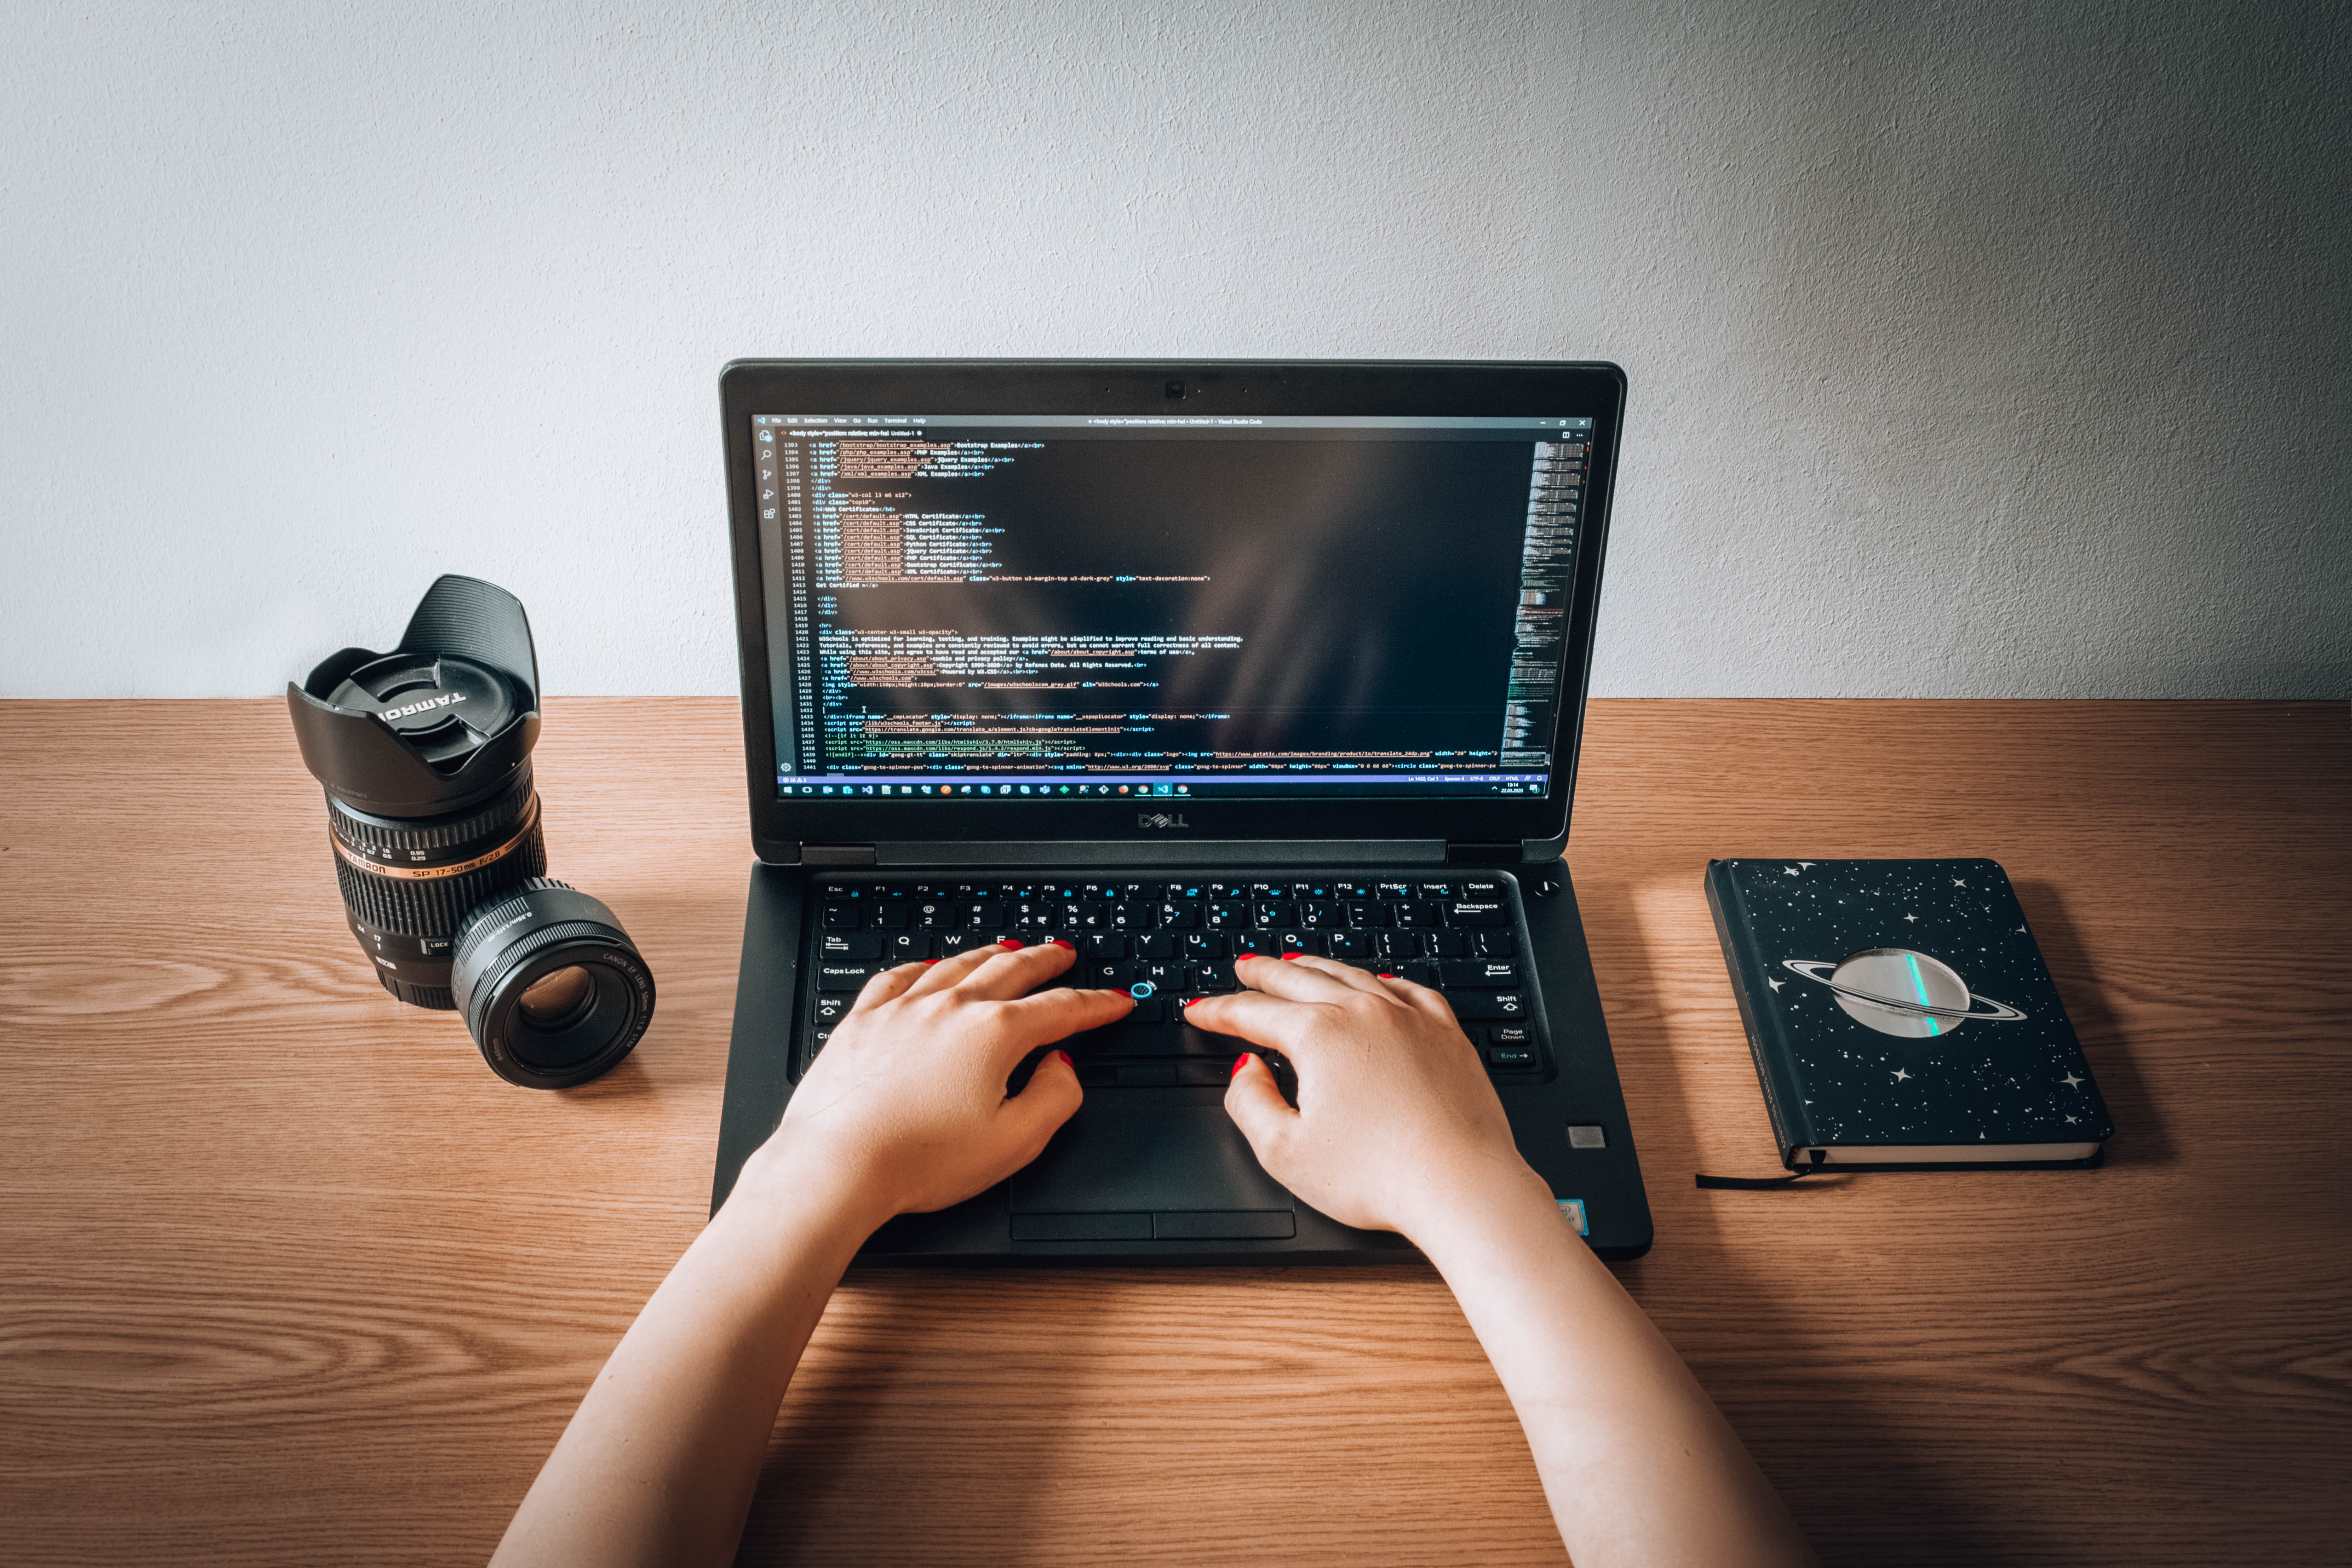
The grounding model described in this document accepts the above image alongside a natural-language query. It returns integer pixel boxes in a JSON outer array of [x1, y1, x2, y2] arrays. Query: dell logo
[[1138, 812, 1188, 829]]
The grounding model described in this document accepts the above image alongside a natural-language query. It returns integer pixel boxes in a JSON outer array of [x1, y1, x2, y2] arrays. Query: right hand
[[1181, 954, 1545, 1238]]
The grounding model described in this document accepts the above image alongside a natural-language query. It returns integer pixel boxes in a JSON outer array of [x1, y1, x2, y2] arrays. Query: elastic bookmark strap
[[1695, 1151, 1832, 1190]]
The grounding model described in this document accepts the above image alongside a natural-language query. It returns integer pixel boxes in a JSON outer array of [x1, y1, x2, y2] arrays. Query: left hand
[[738, 939, 1133, 1226]]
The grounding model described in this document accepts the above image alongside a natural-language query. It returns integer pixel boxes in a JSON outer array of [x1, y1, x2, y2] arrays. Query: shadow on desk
[[1581, 875, 2012, 1565], [733, 1266, 1590, 1565], [697, 870, 2183, 1566], [2016, 880, 2174, 1168]]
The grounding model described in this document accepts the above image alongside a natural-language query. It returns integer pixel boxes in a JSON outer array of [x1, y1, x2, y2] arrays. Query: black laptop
[[709, 360, 1653, 1261]]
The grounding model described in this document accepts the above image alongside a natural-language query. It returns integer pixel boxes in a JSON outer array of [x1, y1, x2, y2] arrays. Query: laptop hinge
[[1446, 842, 1524, 867], [801, 844, 879, 866]]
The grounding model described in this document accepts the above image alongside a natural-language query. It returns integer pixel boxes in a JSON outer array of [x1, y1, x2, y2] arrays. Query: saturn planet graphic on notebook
[[1781, 949, 2027, 1039]]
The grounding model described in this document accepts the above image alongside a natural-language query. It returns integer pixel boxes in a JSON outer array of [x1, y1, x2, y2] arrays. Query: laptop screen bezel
[[720, 360, 1624, 862]]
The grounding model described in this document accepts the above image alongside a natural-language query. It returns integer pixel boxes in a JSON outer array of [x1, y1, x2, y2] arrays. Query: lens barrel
[[325, 765, 548, 1008], [453, 879, 655, 1089]]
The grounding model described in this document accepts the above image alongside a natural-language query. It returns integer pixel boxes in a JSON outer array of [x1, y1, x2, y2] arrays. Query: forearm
[[491, 1153, 882, 1568], [1416, 1171, 1815, 1568]]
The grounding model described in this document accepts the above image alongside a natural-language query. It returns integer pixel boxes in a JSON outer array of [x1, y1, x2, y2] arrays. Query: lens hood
[[287, 575, 543, 816]]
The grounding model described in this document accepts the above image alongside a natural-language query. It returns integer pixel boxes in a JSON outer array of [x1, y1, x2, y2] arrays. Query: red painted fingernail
[[1236, 953, 1258, 962], [1048, 938, 1074, 950], [923, 959, 940, 965], [998, 938, 1023, 950], [1180, 997, 1197, 1008], [1280, 952, 1302, 961], [1377, 972, 1396, 979], [1231, 1053, 1252, 1078], [1053, 1050, 1073, 1068]]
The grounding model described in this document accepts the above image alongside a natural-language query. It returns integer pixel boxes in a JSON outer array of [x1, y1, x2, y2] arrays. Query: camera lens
[[326, 762, 546, 1008], [289, 574, 655, 1088], [453, 879, 655, 1088]]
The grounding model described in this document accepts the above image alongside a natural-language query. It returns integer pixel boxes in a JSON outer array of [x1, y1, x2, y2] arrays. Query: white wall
[[5, 0, 2345, 700]]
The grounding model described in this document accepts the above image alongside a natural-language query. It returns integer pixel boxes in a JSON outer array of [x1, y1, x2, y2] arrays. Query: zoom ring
[[326, 765, 536, 860], [332, 819, 548, 936]]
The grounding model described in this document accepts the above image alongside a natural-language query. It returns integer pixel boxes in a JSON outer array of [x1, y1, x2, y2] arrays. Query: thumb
[[1004, 1048, 1084, 1150], [1222, 1052, 1296, 1163]]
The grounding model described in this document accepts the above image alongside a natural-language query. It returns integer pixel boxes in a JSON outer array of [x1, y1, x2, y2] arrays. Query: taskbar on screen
[[777, 773, 1549, 799]]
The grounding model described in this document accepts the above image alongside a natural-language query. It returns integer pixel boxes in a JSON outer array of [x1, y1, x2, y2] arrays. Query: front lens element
[[517, 966, 595, 1029]]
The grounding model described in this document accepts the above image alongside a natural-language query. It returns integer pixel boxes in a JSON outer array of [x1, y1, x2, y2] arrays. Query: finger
[[1002, 1048, 1084, 1148], [1181, 988, 1321, 1052], [1272, 953, 1388, 994], [900, 939, 1020, 997], [852, 958, 935, 1011], [1233, 952, 1374, 1003], [951, 938, 1080, 1001], [1222, 1051, 1297, 1159], [994, 983, 1135, 1048], [1370, 968, 1462, 1026]]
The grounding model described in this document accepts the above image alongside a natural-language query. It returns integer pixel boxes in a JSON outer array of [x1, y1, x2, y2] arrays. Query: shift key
[[1448, 991, 1527, 1020]]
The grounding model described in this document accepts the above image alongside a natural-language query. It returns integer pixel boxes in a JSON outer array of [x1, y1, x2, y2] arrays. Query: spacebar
[[1079, 1024, 1226, 1057]]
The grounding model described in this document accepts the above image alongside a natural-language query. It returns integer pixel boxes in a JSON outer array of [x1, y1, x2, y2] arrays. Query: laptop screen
[[752, 413, 1593, 803]]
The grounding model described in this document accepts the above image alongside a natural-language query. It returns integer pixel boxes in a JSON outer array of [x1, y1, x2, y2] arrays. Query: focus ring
[[334, 818, 548, 940], [331, 815, 547, 936], [452, 875, 588, 956], [327, 765, 535, 860]]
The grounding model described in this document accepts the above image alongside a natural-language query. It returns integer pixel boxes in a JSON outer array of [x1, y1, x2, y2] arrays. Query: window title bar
[[752, 414, 1593, 431]]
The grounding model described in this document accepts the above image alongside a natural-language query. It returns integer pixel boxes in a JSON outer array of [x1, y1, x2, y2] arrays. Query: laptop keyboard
[[801, 874, 1548, 1086]]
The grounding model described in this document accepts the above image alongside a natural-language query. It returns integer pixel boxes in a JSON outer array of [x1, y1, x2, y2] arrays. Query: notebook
[[708, 360, 1654, 1260], [1705, 856, 2114, 1170]]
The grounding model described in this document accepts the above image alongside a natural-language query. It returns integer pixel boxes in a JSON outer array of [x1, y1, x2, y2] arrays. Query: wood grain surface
[[2, 698, 2347, 1567]]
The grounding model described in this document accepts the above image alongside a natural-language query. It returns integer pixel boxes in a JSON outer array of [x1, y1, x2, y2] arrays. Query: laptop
[[709, 360, 1653, 1261]]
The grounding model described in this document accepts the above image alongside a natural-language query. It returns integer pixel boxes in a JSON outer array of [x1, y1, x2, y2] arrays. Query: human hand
[[1181, 954, 1543, 1239], [739, 940, 1134, 1228]]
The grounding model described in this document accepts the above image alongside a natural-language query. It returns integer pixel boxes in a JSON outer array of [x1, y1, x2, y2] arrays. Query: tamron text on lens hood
[[286, 574, 542, 816]]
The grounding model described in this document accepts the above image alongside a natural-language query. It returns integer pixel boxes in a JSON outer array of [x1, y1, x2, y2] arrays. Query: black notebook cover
[[1704, 857, 2112, 1170]]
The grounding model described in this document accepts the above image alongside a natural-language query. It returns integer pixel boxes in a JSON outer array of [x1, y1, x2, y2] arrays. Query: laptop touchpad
[[1011, 1101, 1295, 1215]]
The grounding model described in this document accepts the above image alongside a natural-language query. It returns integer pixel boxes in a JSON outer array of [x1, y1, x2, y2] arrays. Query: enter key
[[1439, 959, 1520, 989]]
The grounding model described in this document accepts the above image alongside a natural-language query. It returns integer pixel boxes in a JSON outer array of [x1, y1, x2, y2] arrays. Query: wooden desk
[[4, 699, 2347, 1566]]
